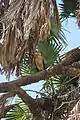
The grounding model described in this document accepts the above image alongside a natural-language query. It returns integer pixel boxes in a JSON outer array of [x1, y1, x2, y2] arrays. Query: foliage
[[42, 76, 79, 95], [4, 103, 32, 120], [4, 96, 32, 120], [59, 0, 78, 20]]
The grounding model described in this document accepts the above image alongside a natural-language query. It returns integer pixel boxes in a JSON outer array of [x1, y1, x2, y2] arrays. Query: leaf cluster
[[59, 0, 78, 20]]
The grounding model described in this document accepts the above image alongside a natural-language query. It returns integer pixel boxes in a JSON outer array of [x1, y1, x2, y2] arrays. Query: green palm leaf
[[59, 0, 78, 20], [4, 103, 32, 120]]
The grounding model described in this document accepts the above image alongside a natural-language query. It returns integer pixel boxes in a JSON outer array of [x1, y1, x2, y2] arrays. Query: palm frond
[[38, 21, 67, 68], [50, 17, 67, 47], [38, 40, 62, 68], [59, 0, 78, 20], [19, 53, 37, 76], [4, 103, 32, 120], [41, 75, 79, 97]]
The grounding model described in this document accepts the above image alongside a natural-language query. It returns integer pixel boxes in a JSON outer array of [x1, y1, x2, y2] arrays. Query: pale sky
[[62, 18, 80, 51]]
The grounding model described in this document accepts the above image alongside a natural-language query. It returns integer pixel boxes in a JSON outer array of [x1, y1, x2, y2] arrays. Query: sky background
[[0, 0, 80, 98], [62, 18, 80, 51]]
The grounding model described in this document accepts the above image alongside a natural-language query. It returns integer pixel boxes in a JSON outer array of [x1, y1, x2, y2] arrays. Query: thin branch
[[25, 89, 46, 96]]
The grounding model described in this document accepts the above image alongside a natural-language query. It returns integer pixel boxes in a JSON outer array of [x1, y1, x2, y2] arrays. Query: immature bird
[[34, 51, 44, 71]]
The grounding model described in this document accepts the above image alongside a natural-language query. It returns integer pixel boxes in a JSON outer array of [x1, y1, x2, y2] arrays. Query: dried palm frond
[[51, 0, 60, 28], [0, 0, 60, 79], [68, 100, 80, 120]]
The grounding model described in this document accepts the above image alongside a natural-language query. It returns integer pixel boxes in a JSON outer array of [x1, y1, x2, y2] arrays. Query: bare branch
[[0, 65, 80, 93], [12, 86, 45, 120]]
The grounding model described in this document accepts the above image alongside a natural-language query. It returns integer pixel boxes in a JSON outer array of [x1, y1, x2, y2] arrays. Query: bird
[[34, 51, 45, 71]]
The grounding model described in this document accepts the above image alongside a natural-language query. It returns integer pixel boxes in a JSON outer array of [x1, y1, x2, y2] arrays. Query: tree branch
[[11, 86, 45, 120], [0, 65, 80, 93]]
